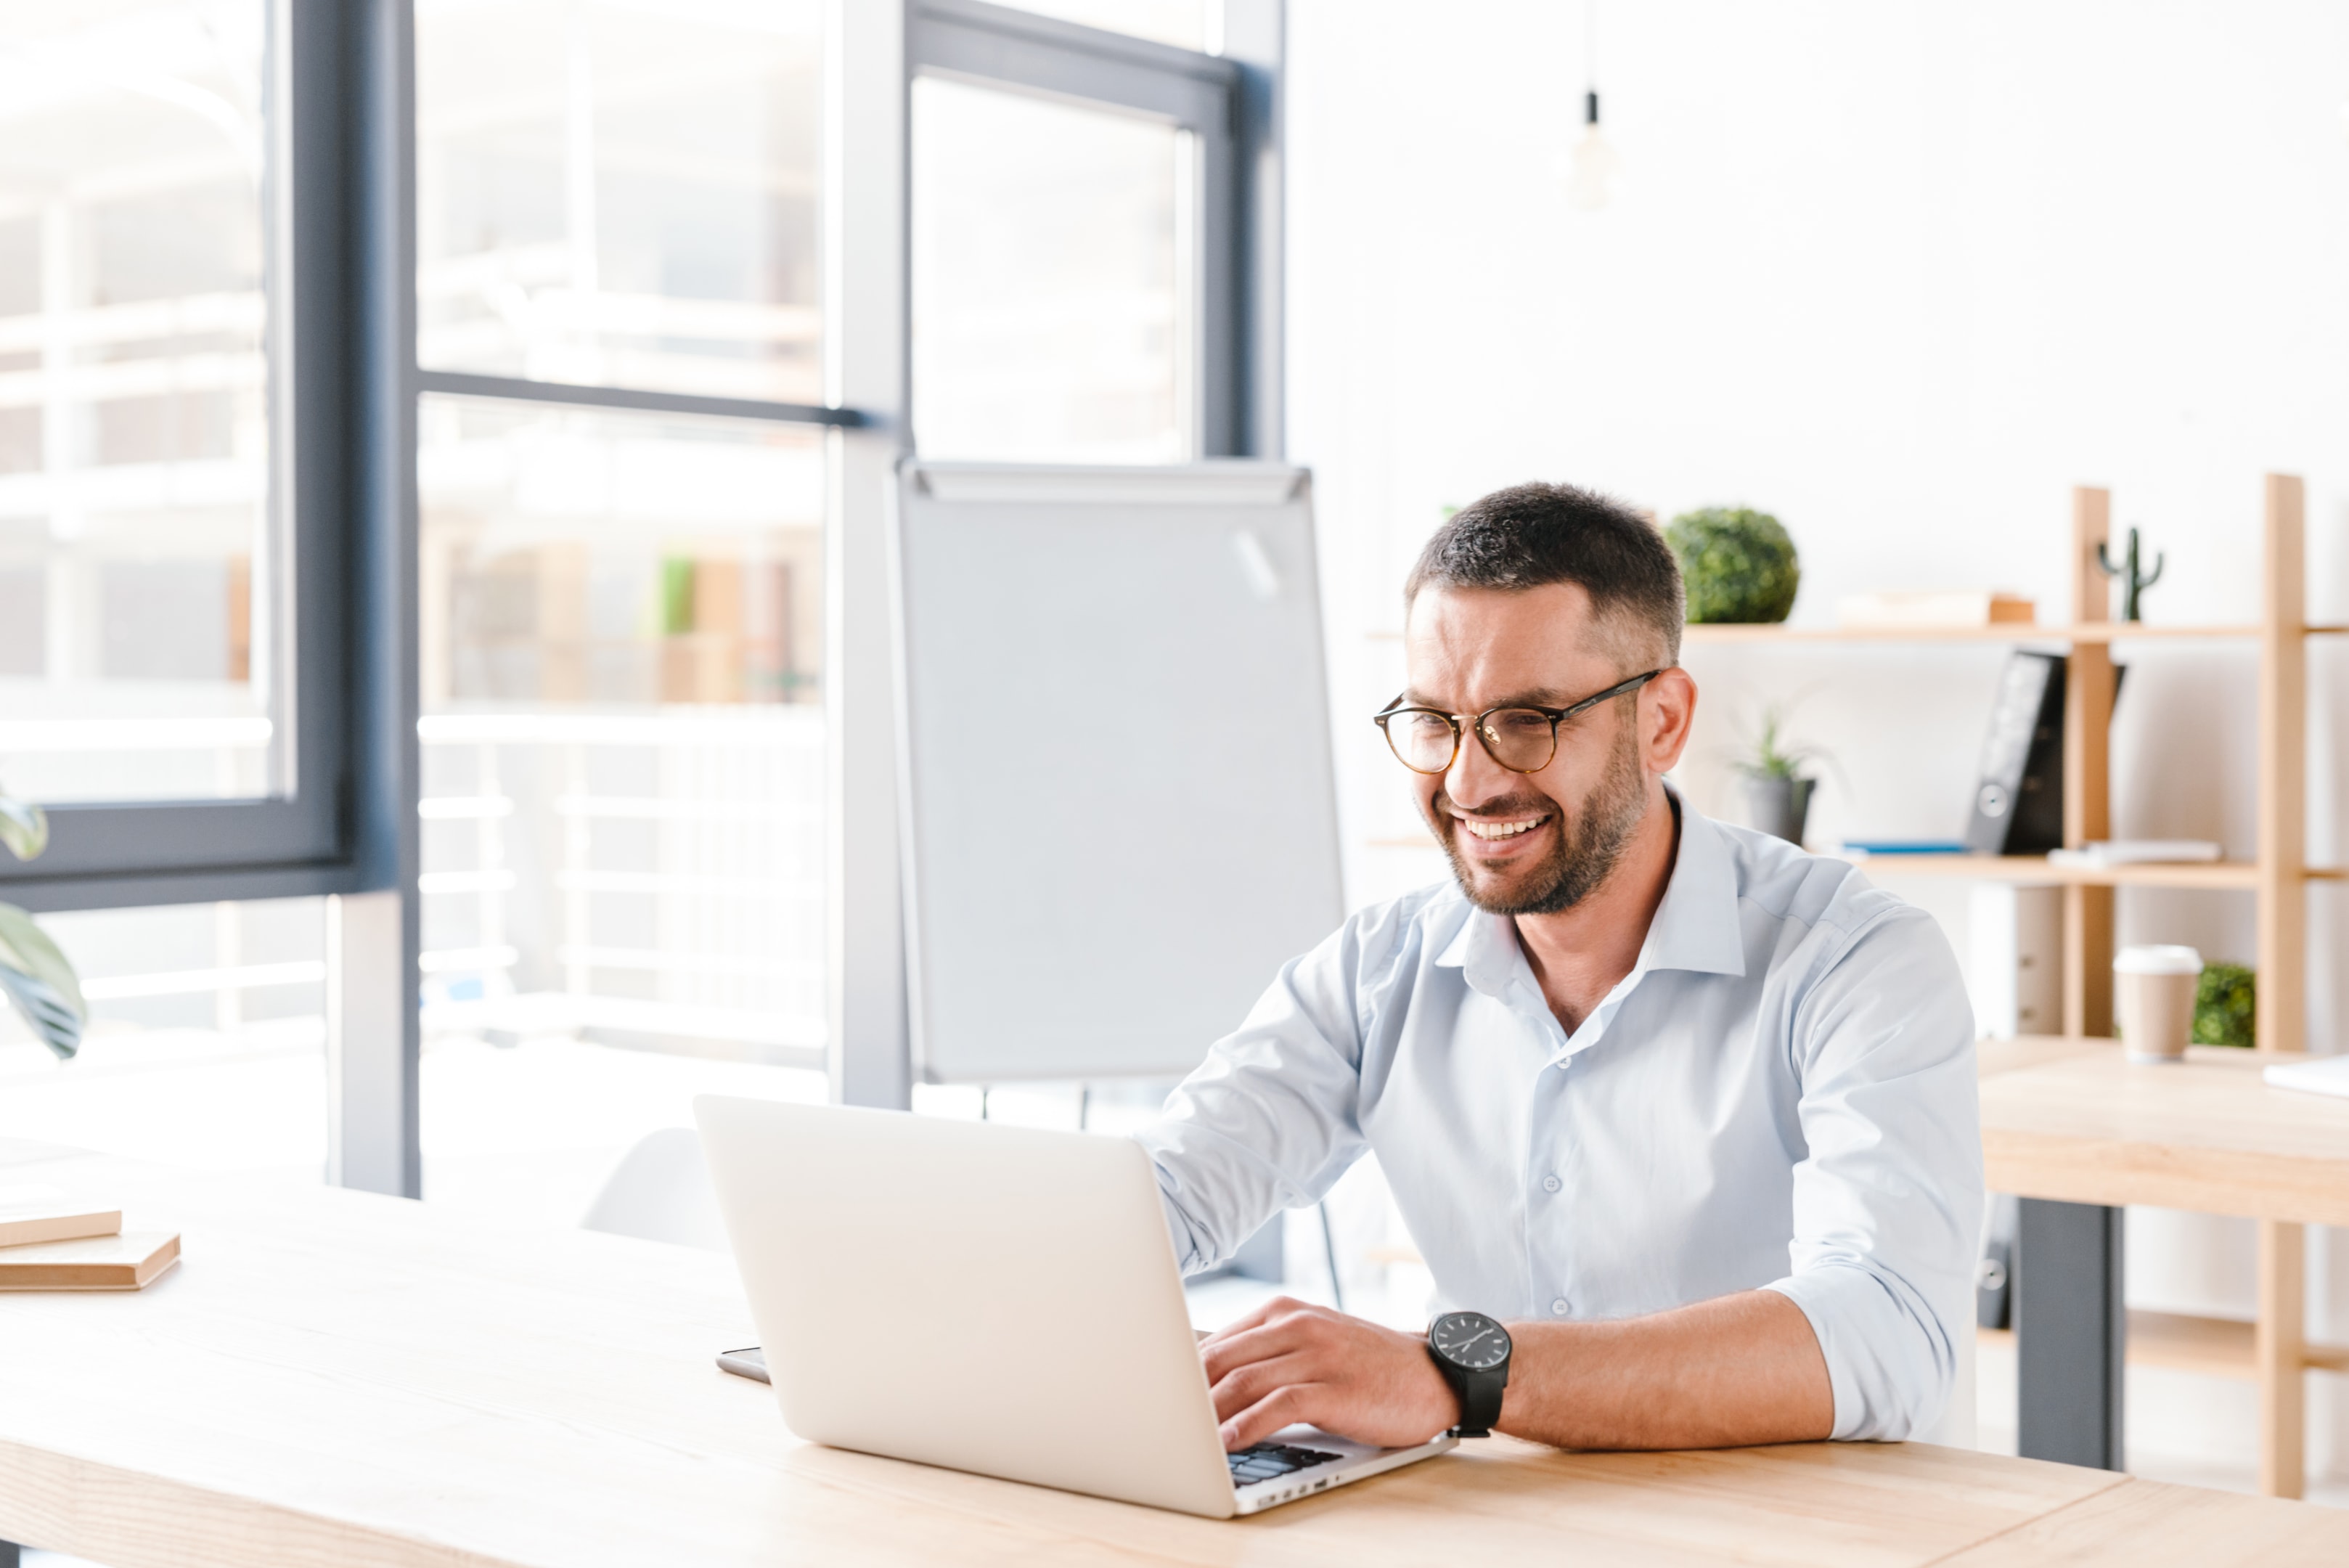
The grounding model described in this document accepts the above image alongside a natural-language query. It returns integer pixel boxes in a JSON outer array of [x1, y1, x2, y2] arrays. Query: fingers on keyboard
[[1227, 1443, 1343, 1485]]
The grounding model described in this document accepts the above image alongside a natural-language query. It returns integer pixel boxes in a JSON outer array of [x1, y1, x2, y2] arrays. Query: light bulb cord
[[1581, 0, 1601, 124]]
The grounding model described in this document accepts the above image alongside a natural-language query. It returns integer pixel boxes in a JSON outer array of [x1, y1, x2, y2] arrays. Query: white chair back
[[581, 1127, 730, 1251]]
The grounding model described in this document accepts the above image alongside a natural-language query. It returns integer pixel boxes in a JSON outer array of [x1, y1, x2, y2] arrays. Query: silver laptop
[[694, 1095, 1455, 1518]]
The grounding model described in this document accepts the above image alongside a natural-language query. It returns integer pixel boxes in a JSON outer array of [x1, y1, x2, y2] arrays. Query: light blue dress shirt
[[1137, 797, 1983, 1441]]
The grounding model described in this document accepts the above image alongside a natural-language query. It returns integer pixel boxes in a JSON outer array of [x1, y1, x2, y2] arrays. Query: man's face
[[1400, 581, 1662, 916]]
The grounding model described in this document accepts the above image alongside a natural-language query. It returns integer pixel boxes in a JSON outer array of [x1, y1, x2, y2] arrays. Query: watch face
[[1429, 1311, 1511, 1371]]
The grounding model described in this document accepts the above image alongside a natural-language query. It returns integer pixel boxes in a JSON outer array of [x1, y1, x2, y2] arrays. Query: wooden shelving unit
[[1702, 476, 2327, 1495], [1671, 478, 2326, 1053]]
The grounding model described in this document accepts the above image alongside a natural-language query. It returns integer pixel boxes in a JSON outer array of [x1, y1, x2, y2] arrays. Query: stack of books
[[0, 1190, 180, 1290]]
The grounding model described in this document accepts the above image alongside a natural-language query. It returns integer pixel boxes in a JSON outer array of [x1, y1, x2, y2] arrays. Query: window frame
[[0, 0, 357, 913], [907, 0, 1246, 457]]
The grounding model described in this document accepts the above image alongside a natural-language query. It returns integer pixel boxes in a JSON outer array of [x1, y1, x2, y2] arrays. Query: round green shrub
[[1664, 507, 1801, 624], [2192, 962, 2255, 1048]]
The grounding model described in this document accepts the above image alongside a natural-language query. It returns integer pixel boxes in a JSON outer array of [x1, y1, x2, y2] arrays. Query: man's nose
[[1443, 722, 1513, 809]]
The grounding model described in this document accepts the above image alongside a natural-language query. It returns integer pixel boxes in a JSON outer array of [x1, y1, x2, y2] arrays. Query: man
[[1138, 482, 1981, 1454]]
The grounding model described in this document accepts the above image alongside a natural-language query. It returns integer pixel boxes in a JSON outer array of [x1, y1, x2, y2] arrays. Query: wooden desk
[[1978, 1040, 2349, 1496], [1, 1140, 2343, 1567], [1980, 1042, 2349, 1224]]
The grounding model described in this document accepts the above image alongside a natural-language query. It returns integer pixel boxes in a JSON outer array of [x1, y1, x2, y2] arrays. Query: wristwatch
[[1426, 1310, 1512, 1437]]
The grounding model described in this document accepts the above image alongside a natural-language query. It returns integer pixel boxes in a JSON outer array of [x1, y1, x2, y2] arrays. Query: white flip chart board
[[894, 462, 1344, 1084]]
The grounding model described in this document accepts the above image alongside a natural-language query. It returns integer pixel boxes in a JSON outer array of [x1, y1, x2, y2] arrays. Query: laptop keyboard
[[1227, 1442, 1343, 1487]]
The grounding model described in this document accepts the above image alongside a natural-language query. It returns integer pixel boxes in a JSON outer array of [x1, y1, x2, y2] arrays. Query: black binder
[[1965, 653, 2066, 855]]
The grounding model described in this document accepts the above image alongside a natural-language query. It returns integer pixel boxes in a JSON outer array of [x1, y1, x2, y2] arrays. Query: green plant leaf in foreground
[[0, 903, 84, 1060], [2192, 962, 2256, 1048], [0, 794, 46, 862]]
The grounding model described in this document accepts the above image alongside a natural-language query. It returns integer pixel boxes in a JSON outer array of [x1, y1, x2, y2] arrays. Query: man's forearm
[[1496, 1290, 1834, 1450]]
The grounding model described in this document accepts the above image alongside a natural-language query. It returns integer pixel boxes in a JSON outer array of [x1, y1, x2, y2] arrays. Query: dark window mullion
[[414, 369, 871, 430]]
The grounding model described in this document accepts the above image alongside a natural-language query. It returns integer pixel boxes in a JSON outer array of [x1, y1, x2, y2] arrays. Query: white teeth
[[1461, 815, 1545, 841]]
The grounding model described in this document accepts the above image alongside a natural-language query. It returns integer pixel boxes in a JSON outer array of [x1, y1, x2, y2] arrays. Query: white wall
[[1287, 0, 2349, 1479]]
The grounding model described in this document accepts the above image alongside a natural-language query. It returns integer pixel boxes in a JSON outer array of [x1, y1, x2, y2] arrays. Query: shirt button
[[1550, 1297, 1571, 1316], [1540, 1175, 1561, 1194]]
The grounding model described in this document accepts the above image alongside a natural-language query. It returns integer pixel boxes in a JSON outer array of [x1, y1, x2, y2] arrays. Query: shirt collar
[[1432, 897, 1521, 998], [1429, 787, 1747, 995], [1638, 794, 1748, 979]]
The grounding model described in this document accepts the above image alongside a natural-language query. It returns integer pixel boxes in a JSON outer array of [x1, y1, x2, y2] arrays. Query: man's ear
[[1643, 667, 1698, 775]]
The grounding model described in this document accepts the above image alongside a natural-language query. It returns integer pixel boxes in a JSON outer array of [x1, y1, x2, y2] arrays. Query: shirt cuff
[[1762, 1267, 1949, 1442]]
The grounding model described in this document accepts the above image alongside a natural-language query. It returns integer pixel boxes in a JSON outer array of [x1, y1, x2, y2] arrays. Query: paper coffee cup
[[2115, 945, 2202, 1063]]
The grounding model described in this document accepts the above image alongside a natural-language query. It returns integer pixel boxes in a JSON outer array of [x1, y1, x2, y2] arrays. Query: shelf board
[[1841, 854, 2271, 889], [1980, 1314, 2349, 1378], [1366, 622, 2349, 645], [1364, 841, 2342, 889], [1684, 622, 2069, 645], [1678, 621, 2343, 645]]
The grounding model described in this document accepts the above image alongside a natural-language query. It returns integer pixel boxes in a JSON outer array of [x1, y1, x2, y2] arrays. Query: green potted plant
[[2192, 962, 2255, 1048], [1732, 706, 1827, 845], [0, 777, 86, 1060], [1665, 507, 1801, 624]]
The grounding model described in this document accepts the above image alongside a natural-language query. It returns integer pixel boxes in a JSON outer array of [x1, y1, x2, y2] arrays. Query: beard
[[1434, 720, 1650, 917]]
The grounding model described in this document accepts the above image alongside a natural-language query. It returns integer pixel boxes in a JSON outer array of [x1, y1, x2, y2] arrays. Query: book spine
[[0, 1211, 123, 1249], [0, 1264, 145, 1288]]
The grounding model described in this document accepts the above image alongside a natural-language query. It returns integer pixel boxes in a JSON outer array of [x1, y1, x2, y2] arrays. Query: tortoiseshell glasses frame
[[1372, 669, 1663, 775]]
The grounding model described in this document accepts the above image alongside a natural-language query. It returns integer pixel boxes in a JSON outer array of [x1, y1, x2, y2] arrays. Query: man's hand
[[1198, 1296, 1458, 1451]]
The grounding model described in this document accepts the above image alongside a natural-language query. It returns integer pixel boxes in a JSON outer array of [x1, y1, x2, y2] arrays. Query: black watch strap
[[1447, 1363, 1506, 1438]]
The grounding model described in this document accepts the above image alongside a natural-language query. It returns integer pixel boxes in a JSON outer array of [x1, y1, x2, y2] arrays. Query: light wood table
[[1, 1139, 2344, 1567], [1978, 1039, 2349, 1497]]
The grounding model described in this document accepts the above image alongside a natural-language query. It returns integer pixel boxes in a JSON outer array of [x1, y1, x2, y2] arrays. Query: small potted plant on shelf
[[1733, 706, 1828, 845], [0, 777, 86, 1061], [1664, 506, 1801, 624]]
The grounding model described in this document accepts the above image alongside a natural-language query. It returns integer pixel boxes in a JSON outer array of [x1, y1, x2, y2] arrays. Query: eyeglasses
[[1373, 670, 1663, 776]]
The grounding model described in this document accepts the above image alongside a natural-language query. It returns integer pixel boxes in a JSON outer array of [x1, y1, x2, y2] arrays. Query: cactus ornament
[[2095, 527, 2165, 622]]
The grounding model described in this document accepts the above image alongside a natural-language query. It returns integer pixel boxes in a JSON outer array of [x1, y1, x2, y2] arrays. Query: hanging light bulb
[[1566, 0, 1617, 211], [1568, 90, 1618, 211]]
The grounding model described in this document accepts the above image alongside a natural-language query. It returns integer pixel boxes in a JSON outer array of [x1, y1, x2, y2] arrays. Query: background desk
[[2, 1139, 2346, 1567], [1980, 1040, 2349, 1497]]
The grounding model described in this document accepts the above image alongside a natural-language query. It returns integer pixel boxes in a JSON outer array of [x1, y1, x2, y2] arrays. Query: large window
[[412, 0, 837, 1219], [415, 0, 823, 404], [0, 0, 1274, 1214], [0, 897, 328, 1188], [912, 76, 1196, 462], [0, 1, 275, 804], [0, 0, 351, 900], [909, 0, 1242, 461]]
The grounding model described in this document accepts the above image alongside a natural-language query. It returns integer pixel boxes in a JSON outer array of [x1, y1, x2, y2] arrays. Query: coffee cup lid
[[2114, 944, 2203, 976]]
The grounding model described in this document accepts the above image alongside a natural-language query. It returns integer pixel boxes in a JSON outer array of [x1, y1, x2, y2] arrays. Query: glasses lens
[[1479, 709, 1558, 772], [1385, 710, 1458, 772]]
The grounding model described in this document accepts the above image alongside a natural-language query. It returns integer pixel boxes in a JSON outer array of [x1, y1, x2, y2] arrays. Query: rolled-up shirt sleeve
[[1134, 913, 1387, 1275], [1761, 905, 1984, 1442]]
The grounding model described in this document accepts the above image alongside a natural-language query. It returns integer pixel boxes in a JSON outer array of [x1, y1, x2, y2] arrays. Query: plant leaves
[[0, 903, 84, 1061], [1664, 507, 1801, 625], [0, 967, 81, 1061], [0, 794, 46, 862]]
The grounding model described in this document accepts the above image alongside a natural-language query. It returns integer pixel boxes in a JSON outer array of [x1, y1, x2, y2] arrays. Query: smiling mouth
[[1457, 813, 1551, 842]]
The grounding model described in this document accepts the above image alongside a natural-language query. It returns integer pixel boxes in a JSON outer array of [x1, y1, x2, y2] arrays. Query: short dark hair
[[1405, 482, 1683, 666]]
